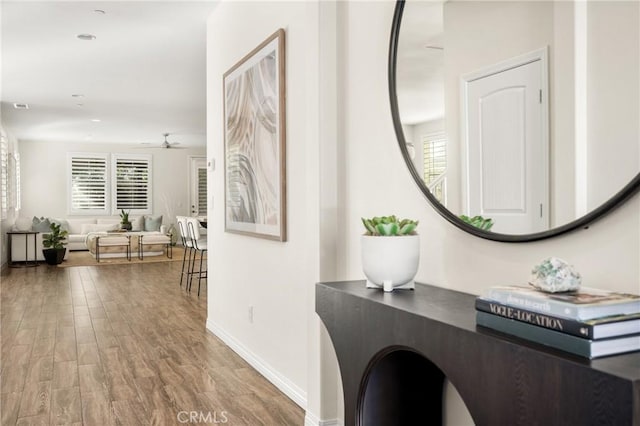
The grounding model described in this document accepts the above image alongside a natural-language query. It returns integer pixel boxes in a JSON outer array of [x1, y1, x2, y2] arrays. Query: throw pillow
[[80, 223, 119, 234], [144, 215, 163, 232], [32, 216, 52, 232], [14, 217, 32, 231], [131, 216, 144, 232], [80, 224, 95, 234]]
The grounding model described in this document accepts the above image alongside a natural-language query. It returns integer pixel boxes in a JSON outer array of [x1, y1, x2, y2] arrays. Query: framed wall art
[[223, 29, 286, 241]]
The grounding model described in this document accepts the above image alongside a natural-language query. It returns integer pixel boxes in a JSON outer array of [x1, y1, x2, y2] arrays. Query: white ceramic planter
[[361, 234, 419, 292]]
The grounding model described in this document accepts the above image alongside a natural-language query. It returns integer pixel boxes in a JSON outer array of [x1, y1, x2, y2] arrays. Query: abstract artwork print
[[223, 29, 286, 241]]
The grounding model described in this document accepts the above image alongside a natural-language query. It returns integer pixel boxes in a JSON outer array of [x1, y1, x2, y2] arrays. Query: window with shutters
[[112, 154, 152, 214], [68, 153, 153, 215], [423, 132, 447, 205], [14, 153, 21, 211], [197, 168, 207, 215], [68, 153, 109, 215], [1, 134, 8, 219]]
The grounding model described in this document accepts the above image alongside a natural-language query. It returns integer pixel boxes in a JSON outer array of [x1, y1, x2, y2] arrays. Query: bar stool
[[177, 216, 193, 288], [186, 216, 207, 296]]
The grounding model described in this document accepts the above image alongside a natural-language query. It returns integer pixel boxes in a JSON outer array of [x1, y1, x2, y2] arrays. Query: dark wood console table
[[316, 281, 640, 425]]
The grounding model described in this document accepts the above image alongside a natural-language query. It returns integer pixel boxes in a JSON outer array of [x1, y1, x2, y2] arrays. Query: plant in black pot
[[42, 222, 68, 265], [120, 209, 132, 231]]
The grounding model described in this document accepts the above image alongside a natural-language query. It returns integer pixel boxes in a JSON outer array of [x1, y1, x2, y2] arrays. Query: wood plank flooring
[[1, 262, 304, 425]]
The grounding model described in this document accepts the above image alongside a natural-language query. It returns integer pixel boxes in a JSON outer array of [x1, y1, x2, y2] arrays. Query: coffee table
[[138, 234, 172, 260], [95, 234, 131, 262]]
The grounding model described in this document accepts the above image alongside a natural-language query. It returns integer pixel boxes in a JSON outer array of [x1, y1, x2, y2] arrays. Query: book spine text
[[487, 290, 577, 318], [476, 299, 591, 338]]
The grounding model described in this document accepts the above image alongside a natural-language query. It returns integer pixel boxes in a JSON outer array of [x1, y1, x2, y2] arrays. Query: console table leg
[[33, 233, 37, 265]]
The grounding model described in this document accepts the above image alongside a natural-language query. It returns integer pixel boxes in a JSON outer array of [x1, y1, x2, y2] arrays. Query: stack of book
[[476, 285, 640, 359]]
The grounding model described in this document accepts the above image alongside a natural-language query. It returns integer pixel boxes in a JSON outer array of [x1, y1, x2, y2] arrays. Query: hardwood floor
[[1, 262, 304, 425]]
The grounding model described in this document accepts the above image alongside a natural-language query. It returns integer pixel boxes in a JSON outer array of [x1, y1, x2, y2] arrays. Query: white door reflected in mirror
[[463, 50, 548, 234], [397, 0, 639, 236]]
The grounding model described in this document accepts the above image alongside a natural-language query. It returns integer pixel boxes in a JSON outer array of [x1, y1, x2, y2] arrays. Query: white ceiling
[[1, 1, 218, 147], [396, 1, 444, 125]]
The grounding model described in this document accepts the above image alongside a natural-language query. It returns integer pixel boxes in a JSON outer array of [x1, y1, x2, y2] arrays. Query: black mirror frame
[[388, 0, 640, 243]]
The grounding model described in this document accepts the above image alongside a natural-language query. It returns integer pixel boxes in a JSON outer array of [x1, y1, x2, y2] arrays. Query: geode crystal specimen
[[529, 257, 582, 293]]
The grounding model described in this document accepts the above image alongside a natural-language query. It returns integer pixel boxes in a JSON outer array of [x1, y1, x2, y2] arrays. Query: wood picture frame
[[223, 29, 286, 241]]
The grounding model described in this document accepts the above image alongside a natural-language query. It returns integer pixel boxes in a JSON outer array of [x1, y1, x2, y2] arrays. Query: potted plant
[[459, 214, 494, 231], [42, 222, 68, 265], [361, 215, 419, 292], [120, 209, 132, 230]]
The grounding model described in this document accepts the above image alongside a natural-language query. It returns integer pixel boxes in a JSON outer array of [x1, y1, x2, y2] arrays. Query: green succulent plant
[[120, 209, 131, 224], [42, 222, 68, 250], [459, 214, 494, 231], [362, 215, 418, 236]]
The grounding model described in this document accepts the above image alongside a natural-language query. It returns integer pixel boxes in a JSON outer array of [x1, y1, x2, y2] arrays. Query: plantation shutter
[[423, 132, 447, 185], [69, 154, 109, 214], [423, 132, 448, 204], [113, 154, 152, 214], [14, 153, 21, 211], [197, 168, 207, 215], [0, 134, 8, 219]]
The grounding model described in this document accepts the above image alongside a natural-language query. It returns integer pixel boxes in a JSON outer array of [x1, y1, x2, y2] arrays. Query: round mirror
[[389, 0, 640, 242]]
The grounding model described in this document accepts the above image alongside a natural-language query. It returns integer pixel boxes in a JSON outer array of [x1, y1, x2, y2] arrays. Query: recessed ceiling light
[[77, 34, 96, 41], [71, 94, 84, 98], [91, 119, 101, 122], [13, 103, 29, 109], [93, 9, 106, 15]]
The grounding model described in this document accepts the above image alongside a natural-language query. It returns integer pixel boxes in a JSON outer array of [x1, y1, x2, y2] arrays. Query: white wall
[[205, 1, 639, 425], [586, 1, 639, 209], [339, 0, 639, 317], [206, 0, 325, 417], [337, 0, 639, 423], [18, 140, 204, 228], [551, 1, 577, 226]]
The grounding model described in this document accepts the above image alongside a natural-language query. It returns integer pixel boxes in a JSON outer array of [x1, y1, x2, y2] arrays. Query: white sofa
[[66, 218, 122, 250], [10, 215, 165, 262]]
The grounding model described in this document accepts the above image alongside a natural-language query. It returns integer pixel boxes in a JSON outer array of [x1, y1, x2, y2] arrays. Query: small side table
[[7, 231, 40, 268]]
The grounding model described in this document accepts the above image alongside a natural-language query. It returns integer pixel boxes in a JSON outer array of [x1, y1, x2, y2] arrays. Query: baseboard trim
[[206, 319, 307, 410], [304, 412, 342, 426]]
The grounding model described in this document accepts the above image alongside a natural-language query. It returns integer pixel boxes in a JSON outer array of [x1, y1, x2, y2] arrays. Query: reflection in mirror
[[396, 0, 639, 235]]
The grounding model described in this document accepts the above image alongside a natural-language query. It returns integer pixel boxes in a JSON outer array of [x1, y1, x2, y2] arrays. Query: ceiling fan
[[141, 133, 184, 149]]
